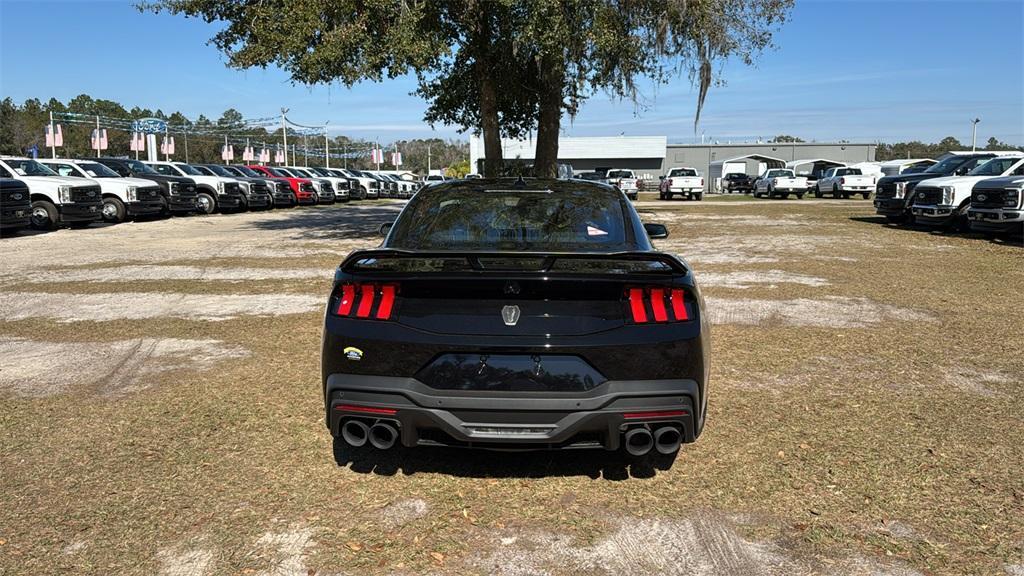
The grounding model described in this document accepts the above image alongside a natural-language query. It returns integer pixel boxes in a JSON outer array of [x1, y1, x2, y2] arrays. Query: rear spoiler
[[339, 249, 689, 275]]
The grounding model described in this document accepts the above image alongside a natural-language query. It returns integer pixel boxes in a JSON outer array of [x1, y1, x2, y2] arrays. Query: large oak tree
[[142, 0, 792, 176]]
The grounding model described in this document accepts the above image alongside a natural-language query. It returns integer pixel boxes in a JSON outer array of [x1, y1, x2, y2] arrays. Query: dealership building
[[469, 135, 877, 191]]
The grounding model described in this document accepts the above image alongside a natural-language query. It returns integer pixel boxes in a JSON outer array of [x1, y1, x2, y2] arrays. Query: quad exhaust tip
[[341, 420, 370, 447], [369, 422, 399, 450], [624, 428, 654, 456]]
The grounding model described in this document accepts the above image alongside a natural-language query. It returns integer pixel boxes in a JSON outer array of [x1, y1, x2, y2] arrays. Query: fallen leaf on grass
[[430, 551, 445, 564], [346, 541, 363, 552]]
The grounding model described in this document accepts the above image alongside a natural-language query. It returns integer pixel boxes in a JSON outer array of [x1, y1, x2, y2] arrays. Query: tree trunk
[[479, 71, 503, 178], [533, 54, 563, 179]]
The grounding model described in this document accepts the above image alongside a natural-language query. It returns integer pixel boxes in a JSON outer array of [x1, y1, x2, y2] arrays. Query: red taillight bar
[[626, 286, 690, 323], [333, 283, 399, 320], [334, 404, 398, 415], [623, 410, 688, 419]]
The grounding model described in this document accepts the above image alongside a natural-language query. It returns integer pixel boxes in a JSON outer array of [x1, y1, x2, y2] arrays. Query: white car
[[146, 161, 244, 214], [0, 156, 103, 230], [304, 167, 352, 201], [753, 169, 808, 199], [40, 159, 164, 223], [814, 167, 875, 199], [605, 169, 639, 200], [658, 167, 704, 201], [912, 155, 1024, 230]]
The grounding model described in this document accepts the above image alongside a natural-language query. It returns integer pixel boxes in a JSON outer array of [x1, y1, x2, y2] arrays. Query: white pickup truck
[[753, 169, 807, 199], [815, 167, 874, 199], [912, 155, 1024, 230], [605, 169, 639, 200], [658, 167, 704, 201], [40, 158, 165, 223], [146, 161, 244, 214], [0, 156, 103, 229]]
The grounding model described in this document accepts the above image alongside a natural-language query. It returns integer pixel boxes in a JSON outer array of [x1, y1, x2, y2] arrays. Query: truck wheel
[[833, 185, 841, 198], [861, 192, 871, 200], [814, 185, 823, 198], [196, 192, 216, 215], [767, 187, 775, 199], [952, 203, 971, 233], [796, 193, 804, 200], [358, 186, 368, 200], [102, 196, 126, 223], [237, 195, 249, 213], [30, 200, 58, 231], [694, 193, 703, 201]]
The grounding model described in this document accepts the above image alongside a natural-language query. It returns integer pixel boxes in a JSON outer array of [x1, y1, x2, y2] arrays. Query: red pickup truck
[[246, 165, 318, 205]]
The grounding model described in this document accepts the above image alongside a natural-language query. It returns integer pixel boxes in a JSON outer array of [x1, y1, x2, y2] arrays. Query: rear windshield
[[669, 168, 697, 177], [387, 188, 629, 251], [606, 170, 633, 179]]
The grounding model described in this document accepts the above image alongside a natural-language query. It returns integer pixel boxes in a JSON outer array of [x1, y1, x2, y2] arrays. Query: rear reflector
[[333, 283, 399, 320], [623, 410, 688, 419], [626, 286, 691, 323], [334, 404, 398, 415]]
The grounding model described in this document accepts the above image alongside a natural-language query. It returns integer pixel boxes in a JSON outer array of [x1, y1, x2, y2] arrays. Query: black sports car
[[321, 178, 709, 458]]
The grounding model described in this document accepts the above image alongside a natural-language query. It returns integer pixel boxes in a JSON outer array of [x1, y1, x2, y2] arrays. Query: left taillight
[[625, 286, 690, 324], [333, 282, 399, 320]]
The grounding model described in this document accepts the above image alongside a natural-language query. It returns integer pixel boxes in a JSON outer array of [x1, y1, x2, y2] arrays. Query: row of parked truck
[[0, 155, 422, 234]]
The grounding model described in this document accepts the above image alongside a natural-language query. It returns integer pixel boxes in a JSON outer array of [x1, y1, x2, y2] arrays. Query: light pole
[[324, 122, 330, 169], [281, 107, 290, 165], [971, 118, 980, 152]]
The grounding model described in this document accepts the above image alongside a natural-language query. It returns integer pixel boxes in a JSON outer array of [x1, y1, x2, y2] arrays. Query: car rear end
[[322, 180, 709, 456]]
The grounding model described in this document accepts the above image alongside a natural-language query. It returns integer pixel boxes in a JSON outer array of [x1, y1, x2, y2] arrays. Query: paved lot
[[1, 198, 1021, 575]]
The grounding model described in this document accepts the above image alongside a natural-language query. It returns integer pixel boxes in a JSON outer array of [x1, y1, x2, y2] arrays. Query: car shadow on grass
[[333, 440, 677, 480], [246, 204, 404, 241]]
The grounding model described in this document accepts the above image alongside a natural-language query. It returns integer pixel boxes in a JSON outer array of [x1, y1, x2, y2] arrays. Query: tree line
[[0, 95, 468, 174]]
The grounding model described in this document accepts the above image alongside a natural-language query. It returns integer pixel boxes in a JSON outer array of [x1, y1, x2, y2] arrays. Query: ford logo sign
[[977, 193, 987, 202], [11, 193, 22, 200], [87, 191, 96, 197]]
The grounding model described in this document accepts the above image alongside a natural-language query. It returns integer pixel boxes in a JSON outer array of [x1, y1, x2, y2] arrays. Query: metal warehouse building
[[470, 135, 876, 191]]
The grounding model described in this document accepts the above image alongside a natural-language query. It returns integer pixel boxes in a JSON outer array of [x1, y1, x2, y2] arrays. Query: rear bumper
[[326, 374, 700, 450]]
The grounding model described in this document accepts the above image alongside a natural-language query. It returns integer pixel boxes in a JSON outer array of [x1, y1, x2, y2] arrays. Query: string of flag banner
[[40, 110, 396, 165]]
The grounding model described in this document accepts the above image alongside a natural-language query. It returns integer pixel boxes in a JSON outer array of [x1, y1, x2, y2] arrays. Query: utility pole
[[164, 124, 170, 161], [971, 118, 980, 152], [95, 115, 101, 158], [303, 134, 308, 167], [184, 129, 189, 163], [343, 142, 347, 169], [427, 144, 432, 173], [281, 107, 289, 166]]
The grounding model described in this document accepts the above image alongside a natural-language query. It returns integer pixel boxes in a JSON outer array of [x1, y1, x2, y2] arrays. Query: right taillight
[[626, 286, 690, 323], [333, 283, 399, 320]]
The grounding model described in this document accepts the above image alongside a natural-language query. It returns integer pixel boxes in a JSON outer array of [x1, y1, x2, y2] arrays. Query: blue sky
[[1, 0, 1022, 145]]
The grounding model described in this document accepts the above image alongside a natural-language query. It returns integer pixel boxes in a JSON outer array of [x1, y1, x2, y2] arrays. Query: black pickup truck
[[93, 157, 199, 215]]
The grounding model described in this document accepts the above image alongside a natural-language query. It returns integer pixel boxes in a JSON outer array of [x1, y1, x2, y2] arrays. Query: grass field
[[1, 197, 1022, 575]]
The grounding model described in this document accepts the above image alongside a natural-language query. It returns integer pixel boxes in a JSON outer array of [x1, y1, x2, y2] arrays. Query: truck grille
[[914, 187, 942, 205], [138, 186, 162, 200], [336, 179, 350, 190], [276, 181, 291, 193], [322, 182, 334, 193], [224, 182, 241, 195], [1, 183, 31, 207], [71, 185, 102, 203], [971, 188, 1006, 209], [875, 182, 896, 199], [251, 182, 269, 195], [300, 182, 315, 193], [171, 182, 197, 197]]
